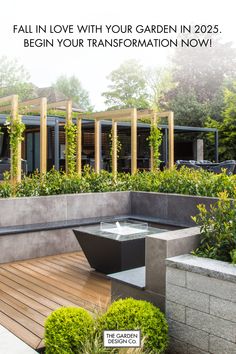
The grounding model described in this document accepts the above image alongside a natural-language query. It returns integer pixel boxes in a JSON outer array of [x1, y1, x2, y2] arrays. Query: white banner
[[103, 330, 141, 348]]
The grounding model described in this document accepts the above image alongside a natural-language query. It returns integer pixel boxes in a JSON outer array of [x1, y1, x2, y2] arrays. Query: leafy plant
[[230, 249, 236, 265], [65, 121, 77, 175], [192, 190, 236, 263], [147, 122, 162, 170], [97, 298, 168, 354], [206, 81, 236, 161], [109, 128, 122, 170], [0, 167, 235, 199], [5, 115, 25, 182], [80, 332, 113, 354], [44, 307, 94, 354]]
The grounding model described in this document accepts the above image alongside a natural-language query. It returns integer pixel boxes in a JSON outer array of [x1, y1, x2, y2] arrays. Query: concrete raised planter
[[0, 192, 131, 227], [131, 191, 218, 227], [0, 192, 130, 263], [0, 191, 218, 263], [166, 254, 236, 354]]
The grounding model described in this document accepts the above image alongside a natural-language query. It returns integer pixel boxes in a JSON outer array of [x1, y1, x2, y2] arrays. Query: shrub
[[192, 190, 236, 263], [97, 298, 168, 354], [0, 166, 235, 198], [44, 307, 94, 354]]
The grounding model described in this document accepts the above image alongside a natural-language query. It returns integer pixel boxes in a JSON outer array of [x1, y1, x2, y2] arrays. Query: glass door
[[26, 132, 40, 173]]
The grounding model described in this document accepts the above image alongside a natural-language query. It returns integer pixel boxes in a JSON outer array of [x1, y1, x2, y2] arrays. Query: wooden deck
[[0, 252, 111, 350]]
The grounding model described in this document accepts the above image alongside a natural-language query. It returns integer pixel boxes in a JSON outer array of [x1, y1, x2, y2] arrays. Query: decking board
[[0, 252, 111, 350]]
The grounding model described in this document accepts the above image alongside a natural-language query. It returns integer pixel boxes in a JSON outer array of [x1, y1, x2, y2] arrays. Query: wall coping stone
[[0, 190, 130, 202], [148, 227, 200, 241], [131, 191, 219, 201], [166, 254, 236, 284], [0, 214, 183, 236], [0, 190, 220, 201]]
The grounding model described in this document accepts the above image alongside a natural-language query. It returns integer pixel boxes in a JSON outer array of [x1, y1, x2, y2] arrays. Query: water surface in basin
[[100, 221, 148, 236], [77, 219, 170, 241]]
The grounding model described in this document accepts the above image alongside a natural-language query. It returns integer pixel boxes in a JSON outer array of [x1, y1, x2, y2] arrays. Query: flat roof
[[0, 114, 218, 133]]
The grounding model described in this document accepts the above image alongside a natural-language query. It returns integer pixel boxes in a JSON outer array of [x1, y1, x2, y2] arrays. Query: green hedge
[[0, 166, 235, 198]]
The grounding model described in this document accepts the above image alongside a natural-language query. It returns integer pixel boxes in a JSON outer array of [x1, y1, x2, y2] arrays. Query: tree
[[145, 67, 175, 111], [102, 60, 149, 110], [0, 56, 33, 100], [53, 75, 93, 111], [164, 37, 236, 126], [206, 81, 236, 160], [167, 90, 210, 126], [171, 37, 236, 101]]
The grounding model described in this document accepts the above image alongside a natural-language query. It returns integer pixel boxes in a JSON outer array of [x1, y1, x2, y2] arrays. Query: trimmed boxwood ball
[[97, 298, 168, 353], [44, 307, 94, 354]]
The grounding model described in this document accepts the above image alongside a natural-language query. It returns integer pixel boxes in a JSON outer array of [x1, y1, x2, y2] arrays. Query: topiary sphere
[[97, 298, 168, 354], [45, 307, 94, 354]]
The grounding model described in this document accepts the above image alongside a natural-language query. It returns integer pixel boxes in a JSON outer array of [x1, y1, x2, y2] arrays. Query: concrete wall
[[0, 229, 81, 263], [110, 227, 201, 312], [145, 228, 200, 310], [0, 191, 218, 228], [0, 191, 218, 263], [0, 192, 131, 227], [0, 192, 131, 263], [131, 192, 218, 227], [166, 254, 236, 354]]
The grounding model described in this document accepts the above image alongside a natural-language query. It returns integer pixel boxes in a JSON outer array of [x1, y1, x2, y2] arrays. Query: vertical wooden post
[[168, 111, 174, 169], [150, 111, 157, 171], [65, 100, 72, 174], [94, 119, 100, 173], [76, 117, 82, 175], [131, 108, 137, 175], [40, 97, 47, 175], [112, 119, 117, 175], [11, 95, 21, 184]]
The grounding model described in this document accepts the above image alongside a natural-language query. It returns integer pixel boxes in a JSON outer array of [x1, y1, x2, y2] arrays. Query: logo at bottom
[[103, 330, 141, 348]]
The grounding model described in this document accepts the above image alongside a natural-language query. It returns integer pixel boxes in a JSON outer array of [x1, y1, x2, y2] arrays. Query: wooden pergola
[[0, 96, 174, 183], [0, 95, 20, 182], [77, 108, 174, 175], [0, 95, 76, 182]]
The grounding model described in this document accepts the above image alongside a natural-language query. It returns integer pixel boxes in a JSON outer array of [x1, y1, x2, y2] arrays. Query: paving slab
[[0, 327, 37, 354]]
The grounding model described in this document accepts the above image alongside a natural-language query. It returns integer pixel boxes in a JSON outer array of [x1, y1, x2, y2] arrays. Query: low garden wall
[[131, 192, 218, 226], [0, 192, 131, 263], [0, 192, 131, 227], [166, 254, 236, 354], [0, 191, 218, 263]]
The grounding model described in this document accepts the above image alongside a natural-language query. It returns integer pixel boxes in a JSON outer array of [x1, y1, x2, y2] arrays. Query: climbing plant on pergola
[[0, 97, 174, 183], [0, 96, 80, 183], [0, 95, 48, 183], [77, 108, 174, 175]]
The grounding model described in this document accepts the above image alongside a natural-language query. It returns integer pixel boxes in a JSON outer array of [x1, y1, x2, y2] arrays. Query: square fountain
[[73, 219, 174, 274]]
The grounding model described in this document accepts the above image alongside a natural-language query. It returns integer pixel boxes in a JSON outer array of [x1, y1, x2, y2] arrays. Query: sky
[[0, 0, 236, 110]]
